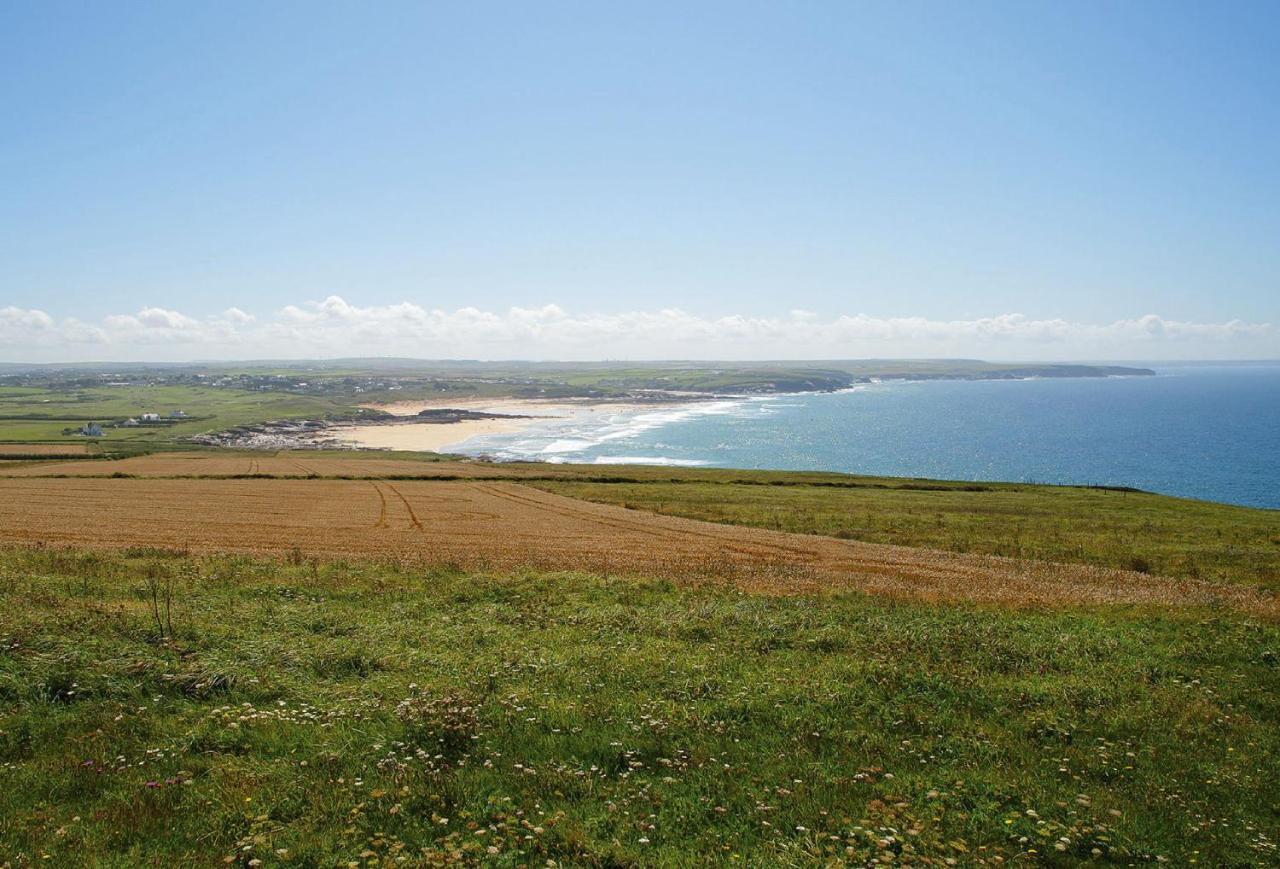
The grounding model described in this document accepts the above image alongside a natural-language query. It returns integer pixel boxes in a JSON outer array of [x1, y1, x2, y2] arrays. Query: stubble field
[[0, 474, 1275, 615], [0, 444, 92, 457], [2, 451, 1279, 864]]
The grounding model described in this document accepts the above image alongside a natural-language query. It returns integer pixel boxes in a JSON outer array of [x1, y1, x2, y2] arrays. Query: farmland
[[0, 476, 1273, 615], [0, 382, 358, 445], [0, 444, 93, 458], [534, 479, 1280, 592], [1, 547, 1277, 865], [1, 451, 1278, 864], [0, 360, 1155, 448], [5, 450, 1278, 592]]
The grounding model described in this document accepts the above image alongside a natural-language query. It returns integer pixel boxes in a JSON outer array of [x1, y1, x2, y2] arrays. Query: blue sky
[[1, 1, 1277, 360]]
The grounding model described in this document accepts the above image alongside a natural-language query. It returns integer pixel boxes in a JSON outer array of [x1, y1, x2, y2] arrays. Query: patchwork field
[[536, 479, 1280, 591], [0, 476, 1274, 615], [2, 450, 1278, 864], [0, 383, 354, 444]]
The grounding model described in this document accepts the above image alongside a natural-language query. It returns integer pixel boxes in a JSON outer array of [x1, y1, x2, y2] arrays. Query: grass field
[[2, 452, 1278, 863], [6, 477, 1268, 613], [4, 451, 1277, 595], [0, 547, 1276, 865], [0, 384, 354, 444], [534, 480, 1280, 592]]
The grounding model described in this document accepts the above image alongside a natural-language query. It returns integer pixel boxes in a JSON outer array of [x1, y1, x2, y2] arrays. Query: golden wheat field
[[0, 451, 468, 477], [0, 474, 1273, 615], [0, 451, 611, 479], [0, 443, 92, 456], [0, 450, 843, 481]]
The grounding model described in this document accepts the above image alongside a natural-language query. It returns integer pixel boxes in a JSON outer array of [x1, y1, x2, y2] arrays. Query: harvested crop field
[[0, 450, 873, 482], [0, 477, 1272, 614], [0, 443, 91, 456], [0, 451, 460, 478], [0, 451, 584, 479]]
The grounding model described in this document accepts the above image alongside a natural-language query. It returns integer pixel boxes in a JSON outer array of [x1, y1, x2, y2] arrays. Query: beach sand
[[341, 396, 701, 453], [331, 417, 540, 452]]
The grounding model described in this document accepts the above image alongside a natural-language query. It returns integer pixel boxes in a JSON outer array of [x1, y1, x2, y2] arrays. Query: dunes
[[0, 473, 1272, 615]]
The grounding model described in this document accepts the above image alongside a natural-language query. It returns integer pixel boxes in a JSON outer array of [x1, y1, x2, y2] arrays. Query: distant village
[[67, 409, 188, 437]]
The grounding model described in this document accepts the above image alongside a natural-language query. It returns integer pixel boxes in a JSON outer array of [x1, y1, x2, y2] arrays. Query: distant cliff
[[849, 363, 1156, 383]]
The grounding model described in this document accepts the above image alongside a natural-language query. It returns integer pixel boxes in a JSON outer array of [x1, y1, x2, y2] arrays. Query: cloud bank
[[1, 297, 1274, 362]]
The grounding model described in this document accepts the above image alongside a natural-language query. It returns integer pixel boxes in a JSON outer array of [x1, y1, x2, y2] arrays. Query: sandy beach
[[333, 398, 569, 452], [338, 396, 705, 454], [331, 417, 540, 452]]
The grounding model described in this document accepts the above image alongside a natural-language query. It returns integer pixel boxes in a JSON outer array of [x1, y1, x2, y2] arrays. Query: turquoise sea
[[457, 363, 1280, 509]]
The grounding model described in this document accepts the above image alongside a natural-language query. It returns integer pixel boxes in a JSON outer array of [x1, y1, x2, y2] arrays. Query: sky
[[2, 0, 1278, 362]]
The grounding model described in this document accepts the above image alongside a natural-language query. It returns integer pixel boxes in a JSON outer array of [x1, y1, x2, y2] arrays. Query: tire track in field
[[385, 483, 424, 530], [2, 477, 1274, 615], [467, 482, 670, 540], [370, 482, 389, 528], [480, 482, 1104, 593], [470, 482, 823, 563], [477, 482, 1030, 587]]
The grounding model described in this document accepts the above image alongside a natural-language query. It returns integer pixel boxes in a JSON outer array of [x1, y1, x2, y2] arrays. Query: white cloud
[[222, 307, 255, 324], [0, 306, 55, 332], [0, 298, 1274, 362]]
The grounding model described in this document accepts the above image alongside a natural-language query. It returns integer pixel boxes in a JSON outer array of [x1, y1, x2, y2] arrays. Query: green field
[[534, 478, 1280, 592], [1, 546, 1276, 865], [0, 384, 354, 445], [2, 367, 1277, 864], [0, 359, 1154, 420]]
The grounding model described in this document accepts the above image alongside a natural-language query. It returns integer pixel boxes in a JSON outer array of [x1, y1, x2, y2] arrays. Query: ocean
[[454, 363, 1280, 509]]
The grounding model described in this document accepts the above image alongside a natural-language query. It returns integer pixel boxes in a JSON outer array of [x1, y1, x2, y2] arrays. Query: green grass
[[0, 385, 355, 444], [1, 547, 1277, 865], [533, 479, 1280, 592]]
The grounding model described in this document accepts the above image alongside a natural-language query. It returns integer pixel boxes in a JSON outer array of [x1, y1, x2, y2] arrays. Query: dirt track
[[0, 476, 1271, 614]]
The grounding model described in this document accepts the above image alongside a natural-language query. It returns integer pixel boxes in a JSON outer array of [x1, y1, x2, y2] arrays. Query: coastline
[[331, 416, 540, 452], [338, 397, 696, 453], [360, 396, 683, 416]]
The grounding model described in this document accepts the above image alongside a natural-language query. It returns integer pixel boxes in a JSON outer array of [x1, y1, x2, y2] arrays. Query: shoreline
[[331, 416, 542, 452], [359, 396, 697, 417], [338, 397, 697, 454]]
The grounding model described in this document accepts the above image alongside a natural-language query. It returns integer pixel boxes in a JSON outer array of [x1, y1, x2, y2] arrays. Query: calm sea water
[[457, 363, 1280, 509]]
